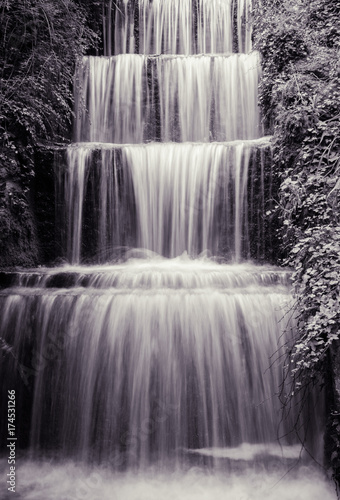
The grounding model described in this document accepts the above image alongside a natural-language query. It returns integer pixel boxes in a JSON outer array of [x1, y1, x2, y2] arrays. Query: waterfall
[[110, 0, 252, 55], [0, 260, 298, 467], [60, 140, 270, 263], [0, 0, 331, 498], [74, 53, 261, 143]]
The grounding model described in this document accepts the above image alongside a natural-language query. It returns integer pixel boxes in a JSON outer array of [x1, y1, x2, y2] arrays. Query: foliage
[[254, 0, 340, 482], [289, 227, 340, 372], [0, 0, 98, 266]]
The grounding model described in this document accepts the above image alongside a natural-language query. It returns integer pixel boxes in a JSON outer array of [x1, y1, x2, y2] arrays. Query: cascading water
[[74, 53, 261, 143], [0, 1, 334, 499], [60, 139, 271, 263], [107, 0, 252, 55], [0, 261, 297, 463]]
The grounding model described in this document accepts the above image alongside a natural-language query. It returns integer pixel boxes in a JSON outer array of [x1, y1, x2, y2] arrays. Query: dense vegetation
[[253, 0, 340, 483], [0, 0, 98, 266]]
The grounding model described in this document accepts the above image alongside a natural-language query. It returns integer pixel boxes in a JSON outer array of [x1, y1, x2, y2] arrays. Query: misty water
[[0, 457, 336, 500]]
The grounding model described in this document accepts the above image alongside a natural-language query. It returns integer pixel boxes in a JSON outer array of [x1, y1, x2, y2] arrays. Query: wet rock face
[[0, 188, 39, 269], [0, 148, 57, 270]]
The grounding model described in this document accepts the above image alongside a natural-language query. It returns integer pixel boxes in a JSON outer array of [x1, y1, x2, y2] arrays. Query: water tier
[[0, 259, 292, 289], [1, 259, 312, 469], [56, 140, 273, 263], [74, 53, 261, 144], [104, 0, 253, 56]]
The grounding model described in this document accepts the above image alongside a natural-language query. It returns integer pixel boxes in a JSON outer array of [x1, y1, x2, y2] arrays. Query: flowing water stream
[[0, 0, 335, 498]]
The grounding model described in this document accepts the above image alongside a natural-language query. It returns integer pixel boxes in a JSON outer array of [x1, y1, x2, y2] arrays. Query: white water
[[3, 258, 292, 288], [0, 259, 300, 463], [0, 258, 324, 473], [112, 0, 252, 55], [61, 140, 269, 263], [62, 147, 92, 264], [0, 458, 336, 500], [127, 142, 250, 257], [74, 53, 261, 143]]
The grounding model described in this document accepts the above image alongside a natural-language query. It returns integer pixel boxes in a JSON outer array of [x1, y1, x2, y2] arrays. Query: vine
[[254, 0, 340, 485]]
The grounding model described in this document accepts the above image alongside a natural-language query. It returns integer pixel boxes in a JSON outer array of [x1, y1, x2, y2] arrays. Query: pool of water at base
[[0, 458, 336, 500]]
